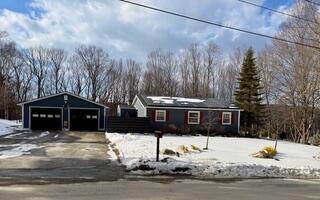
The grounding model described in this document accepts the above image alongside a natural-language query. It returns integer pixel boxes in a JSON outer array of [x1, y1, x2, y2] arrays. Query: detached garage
[[18, 92, 108, 131]]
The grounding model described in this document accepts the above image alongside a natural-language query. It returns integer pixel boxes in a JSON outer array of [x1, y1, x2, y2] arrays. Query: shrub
[[177, 145, 190, 154], [161, 148, 176, 155], [309, 134, 320, 146], [167, 124, 178, 133], [263, 146, 277, 157], [190, 144, 202, 152], [252, 146, 277, 159]]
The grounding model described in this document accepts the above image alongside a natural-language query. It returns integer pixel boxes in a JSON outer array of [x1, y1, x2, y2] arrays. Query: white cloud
[[0, 0, 291, 60]]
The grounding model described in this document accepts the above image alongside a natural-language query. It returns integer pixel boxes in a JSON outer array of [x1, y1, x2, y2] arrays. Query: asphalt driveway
[[0, 130, 125, 185]]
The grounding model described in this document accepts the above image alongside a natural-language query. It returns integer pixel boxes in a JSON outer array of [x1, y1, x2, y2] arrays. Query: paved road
[[0, 178, 319, 200], [0, 131, 125, 184]]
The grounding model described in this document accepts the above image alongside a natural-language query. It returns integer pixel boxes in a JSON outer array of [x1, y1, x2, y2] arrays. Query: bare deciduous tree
[[125, 59, 141, 103], [47, 48, 67, 94], [142, 49, 179, 96], [74, 45, 110, 101], [268, 1, 320, 143], [22, 47, 49, 98]]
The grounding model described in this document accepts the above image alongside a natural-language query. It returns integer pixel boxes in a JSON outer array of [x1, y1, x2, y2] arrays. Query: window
[[92, 115, 98, 119], [32, 114, 39, 118], [47, 114, 53, 118], [86, 115, 91, 119], [155, 110, 166, 122], [55, 114, 61, 118], [188, 111, 200, 124], [40, 114, 46, 118], [222, 112, 232, 125]]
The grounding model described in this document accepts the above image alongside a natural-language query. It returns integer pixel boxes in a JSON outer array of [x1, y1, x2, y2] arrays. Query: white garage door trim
[[68, 107, 101, 131], [29, 106, 63, 130]]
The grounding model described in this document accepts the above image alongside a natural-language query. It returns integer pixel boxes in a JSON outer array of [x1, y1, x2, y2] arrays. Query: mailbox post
[[154, 131, 163, 162]]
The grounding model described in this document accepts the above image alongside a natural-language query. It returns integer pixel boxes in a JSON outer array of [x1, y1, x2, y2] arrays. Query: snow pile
[[0, 144, 43, 159], [4, 132, 25, 138], [147, 96, 205, 104], [28, 131, 50, 139], [106, 133, 320, 178], [0, 119, 21, 136]]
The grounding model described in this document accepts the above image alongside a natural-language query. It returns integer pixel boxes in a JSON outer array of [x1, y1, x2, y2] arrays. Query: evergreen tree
[[235, 47, 264, 136]]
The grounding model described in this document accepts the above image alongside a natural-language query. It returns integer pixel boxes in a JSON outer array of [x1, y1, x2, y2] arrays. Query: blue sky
[[264, 0, 293, 7], [0, 0, 295, 60], [0, 0, 32, 13], [0, 0, 293, 12]]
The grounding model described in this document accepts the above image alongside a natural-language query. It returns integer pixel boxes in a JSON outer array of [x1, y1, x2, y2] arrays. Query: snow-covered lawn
[[106, 132, 320, 178], [0, 119, 21, 136]]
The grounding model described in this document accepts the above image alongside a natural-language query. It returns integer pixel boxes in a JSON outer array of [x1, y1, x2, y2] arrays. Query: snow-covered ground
[[106, 132, 320, 178], [0, 119, 45, 159], [0, 144, 43, 159], [0, 119, 21, 136]]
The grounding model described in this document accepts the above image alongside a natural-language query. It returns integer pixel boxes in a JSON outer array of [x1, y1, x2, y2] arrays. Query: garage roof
[[17, 92, 109, 108]]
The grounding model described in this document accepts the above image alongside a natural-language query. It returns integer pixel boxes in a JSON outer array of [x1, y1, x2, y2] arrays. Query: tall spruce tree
[[235, 47, 264, 136]]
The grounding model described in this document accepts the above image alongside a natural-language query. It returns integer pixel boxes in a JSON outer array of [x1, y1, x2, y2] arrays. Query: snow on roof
[[139, 95, 237, 109], [146, 96, 205, 104]]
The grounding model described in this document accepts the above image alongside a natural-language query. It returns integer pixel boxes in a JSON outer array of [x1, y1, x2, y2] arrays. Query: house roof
[[136, 94, 239, 109], [118, 104, 136, 109], [17, 92, 109, 108]]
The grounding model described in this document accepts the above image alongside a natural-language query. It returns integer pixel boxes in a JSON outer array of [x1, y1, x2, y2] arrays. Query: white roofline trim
[[132, 95, 140, 106], [17, 92, 109, 108], [145, 106, 241, 111]]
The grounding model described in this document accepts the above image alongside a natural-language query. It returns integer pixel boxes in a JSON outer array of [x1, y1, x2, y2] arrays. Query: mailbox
[[154, 131, 163, 138]]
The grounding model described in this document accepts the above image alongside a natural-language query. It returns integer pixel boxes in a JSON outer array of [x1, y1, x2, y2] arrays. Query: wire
[[238, 0, 314, 23], [119, 0, 320, 50]]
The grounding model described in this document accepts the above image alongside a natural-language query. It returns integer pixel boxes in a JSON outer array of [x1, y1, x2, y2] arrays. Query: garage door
[[31, 108, 62, 130], [70, 109, 99, 131]]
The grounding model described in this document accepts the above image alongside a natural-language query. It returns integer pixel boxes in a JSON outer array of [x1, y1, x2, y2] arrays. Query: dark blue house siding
[[146, 108, 239, 134], [22, 93, 107, 130]]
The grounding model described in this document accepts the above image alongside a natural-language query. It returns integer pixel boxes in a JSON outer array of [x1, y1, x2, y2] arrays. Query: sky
[[0, 0, 295, 61]]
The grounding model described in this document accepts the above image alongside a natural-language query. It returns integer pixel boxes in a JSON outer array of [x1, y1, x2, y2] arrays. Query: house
[[117, 104, 138, 118], [18, 92, 108, 131], [132, 95, 241, 134]]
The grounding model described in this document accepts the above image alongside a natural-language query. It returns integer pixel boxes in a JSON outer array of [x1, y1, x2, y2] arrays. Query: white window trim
[[222, 112, 232, 125], [155, 110, 166, 122], [188, 111, 200, 125]]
